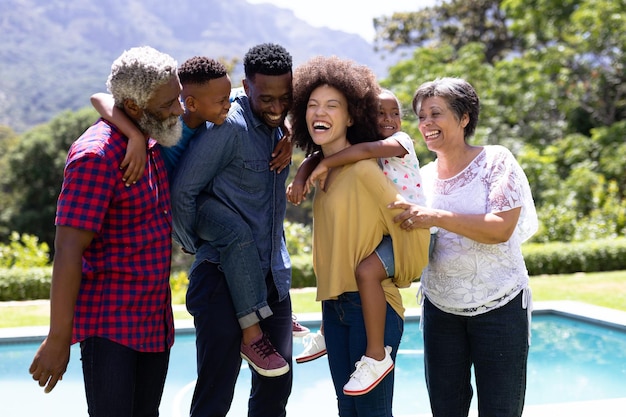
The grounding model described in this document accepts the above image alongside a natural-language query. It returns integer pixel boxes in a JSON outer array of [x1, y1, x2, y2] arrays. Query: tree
[[504, 0, 626, 127], [376, 0, 625, 136], [3, 108, 98, 250], [0, 125, 19, 239], [377, 0, 626, 243], [374, 0, 520, 64], [593, 122, 626, 196]]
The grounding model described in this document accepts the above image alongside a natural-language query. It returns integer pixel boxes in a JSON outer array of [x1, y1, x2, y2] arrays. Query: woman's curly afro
[[290, 55, 381, 156]]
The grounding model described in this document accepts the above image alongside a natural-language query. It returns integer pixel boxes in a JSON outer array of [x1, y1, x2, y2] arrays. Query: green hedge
[[290, 254, 316, 288], [2, 238, 626, 301], [0, 267, 52, 301], [522, 237, 626, 276]]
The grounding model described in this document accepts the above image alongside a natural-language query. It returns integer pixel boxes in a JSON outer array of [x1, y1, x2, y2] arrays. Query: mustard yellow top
[[312, 159, 430, 318]]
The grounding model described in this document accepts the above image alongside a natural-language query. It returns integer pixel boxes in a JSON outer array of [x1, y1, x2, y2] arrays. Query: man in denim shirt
[[170, 43, 293, 417]]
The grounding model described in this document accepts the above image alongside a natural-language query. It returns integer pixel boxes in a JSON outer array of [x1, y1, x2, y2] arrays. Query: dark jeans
[[323, 292, 404, 417], [80, 337, 170, 417], [423, 292, 529, 417], [195, 198, 271, 329], [186, 260, 293, 417]]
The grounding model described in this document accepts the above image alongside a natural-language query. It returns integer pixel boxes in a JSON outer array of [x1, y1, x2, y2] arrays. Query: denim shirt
[[170, 95, 292, 299]]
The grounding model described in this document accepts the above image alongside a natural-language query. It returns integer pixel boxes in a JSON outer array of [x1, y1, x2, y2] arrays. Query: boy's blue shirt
[[161, 117, 199, 178]]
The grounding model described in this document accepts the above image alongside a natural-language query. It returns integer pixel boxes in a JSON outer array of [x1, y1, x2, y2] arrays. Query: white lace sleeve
[[487, 146, 538, 242]]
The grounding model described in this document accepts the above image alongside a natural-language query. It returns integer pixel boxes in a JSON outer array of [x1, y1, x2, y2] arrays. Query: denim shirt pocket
[[239, 159, 268, 194]]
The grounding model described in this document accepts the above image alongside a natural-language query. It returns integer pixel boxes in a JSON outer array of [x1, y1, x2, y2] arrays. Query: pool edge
[[3, 300, 624, 343]]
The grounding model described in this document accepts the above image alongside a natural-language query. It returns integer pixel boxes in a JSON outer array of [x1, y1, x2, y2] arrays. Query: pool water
[[1, 314, 625, 417]]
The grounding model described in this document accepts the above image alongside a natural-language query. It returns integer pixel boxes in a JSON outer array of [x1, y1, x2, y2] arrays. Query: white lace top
[[420, 145, 538, 316]]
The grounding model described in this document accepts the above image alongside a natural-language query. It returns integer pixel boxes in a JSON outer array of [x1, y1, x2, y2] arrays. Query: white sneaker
[[342, 346, 394, 396], [295, 331, 327, 363]]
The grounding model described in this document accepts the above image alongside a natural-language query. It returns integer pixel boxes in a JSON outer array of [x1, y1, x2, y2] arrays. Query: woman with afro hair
[[290, 56, 429, 417]]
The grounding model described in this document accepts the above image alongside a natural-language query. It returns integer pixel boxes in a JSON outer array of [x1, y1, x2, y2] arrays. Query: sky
[[246, 0, 433, 42]]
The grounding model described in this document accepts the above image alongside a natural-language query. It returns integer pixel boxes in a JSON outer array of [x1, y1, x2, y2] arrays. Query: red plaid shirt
[[57, 119, 174, 352]]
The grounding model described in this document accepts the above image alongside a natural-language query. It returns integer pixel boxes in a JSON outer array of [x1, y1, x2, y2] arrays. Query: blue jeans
[[322, 292, 403, 417], [186, 260, 293, 417], [80, 337, 170, 417], [423, 292, 529, 417], [195, 198, 271, 329], [373, 235, 394, 277]]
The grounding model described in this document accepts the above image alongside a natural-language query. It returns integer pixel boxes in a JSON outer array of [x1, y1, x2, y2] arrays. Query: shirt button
[[164, 210, 168, 214]]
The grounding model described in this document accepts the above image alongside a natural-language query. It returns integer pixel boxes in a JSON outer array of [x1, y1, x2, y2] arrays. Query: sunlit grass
[[530, 270, 626, 310], [0, 302, 50, 327], [1, 271, 625, 329], [291, 270, 626, 313]]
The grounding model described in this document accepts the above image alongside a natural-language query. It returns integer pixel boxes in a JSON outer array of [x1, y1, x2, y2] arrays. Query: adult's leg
[[323, 298, 355, 417], [248, 273, 293, 417], [470, 292, 529, 417], [133, 350, 170, 417], [422, 297, 473, 417], [187, 261, 242, 417], [81, 337, 168, 417], [324, 293, 403, 417]]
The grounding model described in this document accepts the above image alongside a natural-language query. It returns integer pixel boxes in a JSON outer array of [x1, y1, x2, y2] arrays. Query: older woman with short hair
[[390, 77, 538, 417]]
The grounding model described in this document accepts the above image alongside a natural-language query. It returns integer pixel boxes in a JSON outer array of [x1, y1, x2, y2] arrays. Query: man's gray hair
[[106, 46, 178, 109]]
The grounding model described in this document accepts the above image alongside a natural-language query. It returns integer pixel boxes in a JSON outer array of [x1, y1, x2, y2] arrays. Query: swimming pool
[[1, 302, 625, 417]]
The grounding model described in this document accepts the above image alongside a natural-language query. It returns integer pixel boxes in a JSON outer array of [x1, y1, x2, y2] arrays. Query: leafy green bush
[[4, 236, 626, 301], [0, 267, 51, 301], [523, 238, 626, 276], [170, 270, 189, 305], [284, 220, 312, 256], [290, 254, 316, 288], [0, 232, 50, 268]]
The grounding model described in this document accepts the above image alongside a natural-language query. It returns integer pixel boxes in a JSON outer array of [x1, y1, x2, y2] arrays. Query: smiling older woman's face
[[416, 96, 468, 152]]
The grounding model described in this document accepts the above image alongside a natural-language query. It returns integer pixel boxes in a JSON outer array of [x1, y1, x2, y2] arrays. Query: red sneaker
[[241, 333, 290, 377], [292, 316, 310, 337]]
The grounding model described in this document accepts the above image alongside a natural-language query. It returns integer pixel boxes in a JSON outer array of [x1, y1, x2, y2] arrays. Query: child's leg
[[342, 236, 394, 395], [195, 199, 271, 342], [355, 252, 389, 361], [241, 323, 262, 345], [195, 199, 289, 377]]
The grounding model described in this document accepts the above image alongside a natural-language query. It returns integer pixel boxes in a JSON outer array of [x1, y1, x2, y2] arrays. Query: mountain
[[0, 0, 399, 132]]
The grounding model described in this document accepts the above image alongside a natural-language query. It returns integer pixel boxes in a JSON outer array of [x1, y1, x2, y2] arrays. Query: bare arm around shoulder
[[389, 200, 521, 244], [309, 138, 408, 190], [91, 93, 146, 185], [286, 151, 322, 205], [269, 120, 293, 174], [29, 226, 94, 393]]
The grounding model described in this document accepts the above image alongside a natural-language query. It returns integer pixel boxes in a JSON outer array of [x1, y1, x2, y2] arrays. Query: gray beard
[[138, 111, 182, 148]]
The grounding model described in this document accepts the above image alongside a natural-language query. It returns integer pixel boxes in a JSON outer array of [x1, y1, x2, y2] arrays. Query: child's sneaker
[[241, 333, 290, 377], [292, 315, 310, 337], [295, 331, 327, 363], [342, 346, 394, 396]]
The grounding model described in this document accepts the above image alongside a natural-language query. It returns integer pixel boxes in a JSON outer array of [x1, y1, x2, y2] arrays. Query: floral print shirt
[[420, 145, 538, 315]]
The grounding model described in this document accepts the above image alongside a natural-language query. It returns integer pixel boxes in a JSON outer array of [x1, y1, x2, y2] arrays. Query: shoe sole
[[295, 349, 327, 364], [292, 330, 311, 337], [342, 363, 394, 396], [240, 353, 290, 377]]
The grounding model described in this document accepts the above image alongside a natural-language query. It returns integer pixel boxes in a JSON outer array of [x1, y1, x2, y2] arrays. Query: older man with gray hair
[[29, 46, 183, 417]]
